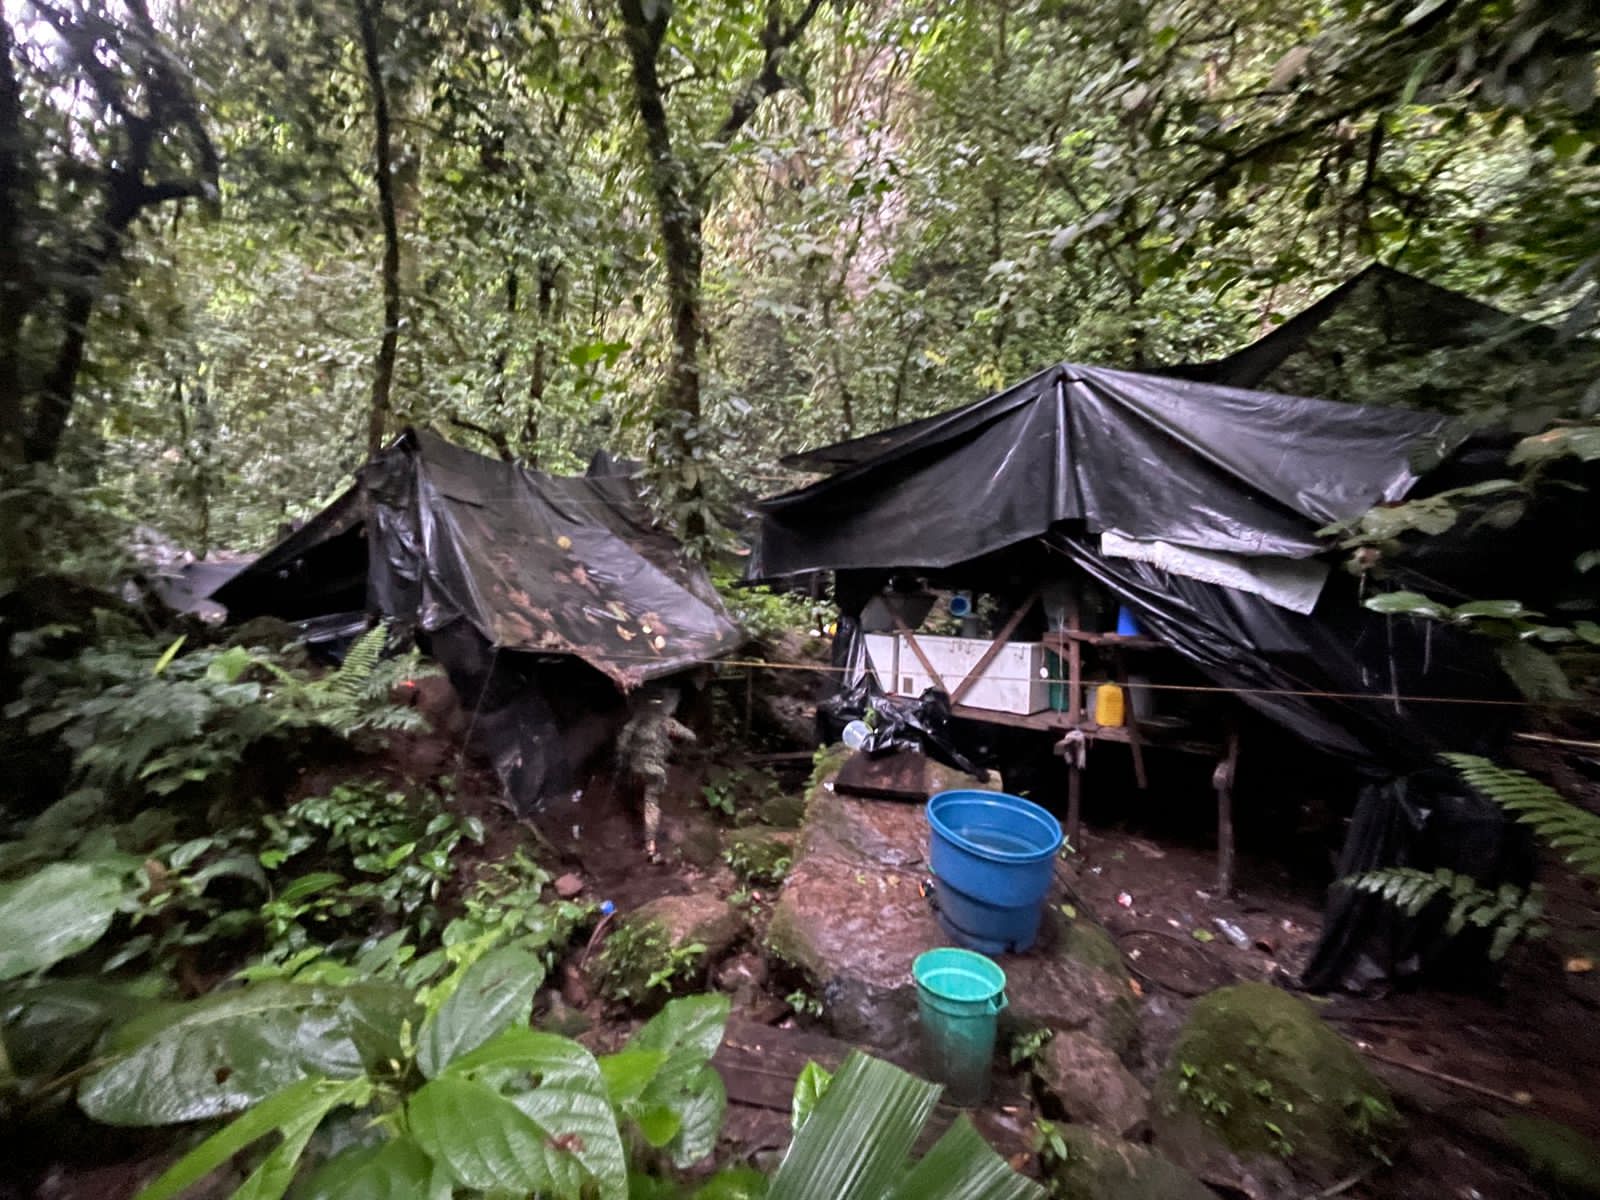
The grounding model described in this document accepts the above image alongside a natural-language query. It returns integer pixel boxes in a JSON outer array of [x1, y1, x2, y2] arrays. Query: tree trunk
[[0, 21, 29, 467], [358, 0, 401, 457], [618, 0, 706, 542], [521, 257, 557, 461]]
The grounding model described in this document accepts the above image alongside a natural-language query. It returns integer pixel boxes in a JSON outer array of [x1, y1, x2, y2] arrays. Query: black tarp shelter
[[215, 429, 743, 810], [750, 355, 1545, 989]]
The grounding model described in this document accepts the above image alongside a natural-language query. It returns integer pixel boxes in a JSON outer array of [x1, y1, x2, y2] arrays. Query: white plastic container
[[894, 634, 1048, 714]]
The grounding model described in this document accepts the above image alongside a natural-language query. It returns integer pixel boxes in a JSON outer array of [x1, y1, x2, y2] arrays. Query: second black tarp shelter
[[215, 429, 743, 811], [751, 360, 1546, 990]]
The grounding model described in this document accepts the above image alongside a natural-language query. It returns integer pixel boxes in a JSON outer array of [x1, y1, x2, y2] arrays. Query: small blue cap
[[599, 900, 615, 917]]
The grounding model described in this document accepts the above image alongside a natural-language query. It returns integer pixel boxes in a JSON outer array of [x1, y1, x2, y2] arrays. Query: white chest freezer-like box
[[862, 632, 1048, 715]]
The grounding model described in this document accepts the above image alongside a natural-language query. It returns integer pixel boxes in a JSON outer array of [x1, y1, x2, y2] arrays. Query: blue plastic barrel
[[927, 790, 1062, 953]]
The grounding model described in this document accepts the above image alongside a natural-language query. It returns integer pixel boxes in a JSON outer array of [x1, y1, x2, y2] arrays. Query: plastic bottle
[[1213, 918, 1249, 949], [842, 719, 872, 750], [1093, 684, 1125, 728]]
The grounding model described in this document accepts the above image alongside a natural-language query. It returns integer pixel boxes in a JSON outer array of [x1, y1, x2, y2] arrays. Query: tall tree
[[356, 0, 402, 455], [9, 0, 217, 465], [617, 0, 824, 543]]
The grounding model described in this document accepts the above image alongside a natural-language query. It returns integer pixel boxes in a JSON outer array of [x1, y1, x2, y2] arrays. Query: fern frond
[[1444, 753, 1600, 880], [327, 622, 389, 704]]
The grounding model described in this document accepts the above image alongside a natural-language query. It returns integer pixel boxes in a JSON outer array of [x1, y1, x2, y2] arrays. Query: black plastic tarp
[[756, 363, 1462, 579], [213, 430, 742, 811], [750, 359, 1539, 990], [218, 430, 742, 689]]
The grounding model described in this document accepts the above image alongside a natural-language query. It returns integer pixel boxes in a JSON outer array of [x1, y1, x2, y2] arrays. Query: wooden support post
[[1064, 587, 1084, 849], [949, 590, 1038, 707], [744, 671, 755, 736], [1067, 759, 1082, 849], [1213, 728, 1240, 897], [1114, 653, 1148, 789]]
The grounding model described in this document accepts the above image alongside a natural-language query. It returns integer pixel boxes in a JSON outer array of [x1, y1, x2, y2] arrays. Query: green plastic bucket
[[912, 947, 1007, 1106]]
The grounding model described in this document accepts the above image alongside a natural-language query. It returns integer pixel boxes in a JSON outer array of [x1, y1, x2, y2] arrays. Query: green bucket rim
[[912, 947, 1006, 1005]]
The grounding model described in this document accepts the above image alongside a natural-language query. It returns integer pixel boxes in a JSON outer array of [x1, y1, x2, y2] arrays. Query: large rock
[[596, 892, 747, 1005], [630, 892, 745, 959], [1005, 914, 1140, 1057], [1034, 1030, 1149, 1137], [1152, 982, 1399, 1191], [768, 755, 1140, 1062], [1041, 1126, 1214, 1200]]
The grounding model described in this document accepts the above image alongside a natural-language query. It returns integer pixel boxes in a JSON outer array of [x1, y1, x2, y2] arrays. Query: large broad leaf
[[410, 1073, 622, 1200], [885, 1117, 1043, 1200], [620, 994, 730, 1168], [0, 861, 130, 980], [440, 1027, 629, 1200], [79, 983, 413, 1125], [133, 1075, 369, 1200], [299, 1139, 445, 1200], [0, 978, 159, 1080], [766, 1051, 1045, 1200], [417, 942, 545, 1078]]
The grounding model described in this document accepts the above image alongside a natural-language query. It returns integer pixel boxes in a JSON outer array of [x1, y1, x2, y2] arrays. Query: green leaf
[[791, 1060, 832, 1133], [886, 1116, 1043, 1200], [133, 1075, 369, 1200], [411, 1073, 620, 1199], [300, 1138, 439, 1200], [600, 1048, 669, 1108], [767, 1052, 941, 1200], [417, 942, 545, 1078], [205, 645, 257, 684], [152, 636, 187, 676], [0, 861, 131, 981], [692, 1167, 770, 1199], [636, 1103, 684, 1147], [436, 1027, 628, 1200], [1453, 599, 1537, 620], [1363, 591, 1450, 620], [1497, 641, 1575, 702], [79, 983, 412, 1125]]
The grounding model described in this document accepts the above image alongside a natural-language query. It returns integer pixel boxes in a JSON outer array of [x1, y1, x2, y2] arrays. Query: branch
[[447, 412, 514, 462], [710, 0, 825, 150]]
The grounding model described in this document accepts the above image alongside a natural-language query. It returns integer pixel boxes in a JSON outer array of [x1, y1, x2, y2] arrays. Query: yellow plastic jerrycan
[[1093, 683, 1126, 728]]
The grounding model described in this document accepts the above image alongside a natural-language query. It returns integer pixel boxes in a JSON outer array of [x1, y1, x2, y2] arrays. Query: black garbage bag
[[816, 670, 988, 780], [1303, 768, 1535, 992]]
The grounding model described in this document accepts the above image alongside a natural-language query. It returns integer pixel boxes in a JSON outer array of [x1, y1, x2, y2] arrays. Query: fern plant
[[1343, 753, 1598, 962], [1443, 753, 1600, 880], [1344, 868, 1547, 961]]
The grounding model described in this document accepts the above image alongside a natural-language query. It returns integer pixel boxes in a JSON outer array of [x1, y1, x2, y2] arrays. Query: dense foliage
[[1, 0, 1594, 555]]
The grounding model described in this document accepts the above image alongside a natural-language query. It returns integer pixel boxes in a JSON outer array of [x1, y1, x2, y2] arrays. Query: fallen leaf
[[557, 535, 572, 550], [1567, 956, 1594, 974], [1192, 928, 1215, 943], [1129, 979, 1143, 997]]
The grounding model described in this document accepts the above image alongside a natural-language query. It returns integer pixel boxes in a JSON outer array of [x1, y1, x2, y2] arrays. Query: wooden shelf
[[1042, 630, 1163, 651], [947, 703, 1220, 757]]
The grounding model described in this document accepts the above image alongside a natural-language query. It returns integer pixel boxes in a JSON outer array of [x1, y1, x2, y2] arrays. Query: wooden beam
[[948, 590, 1038, 707], [1214, 727, 1240, 897], [891, 613, 950, 694]]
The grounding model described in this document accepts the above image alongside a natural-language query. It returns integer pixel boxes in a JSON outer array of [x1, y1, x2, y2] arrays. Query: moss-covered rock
[[1005, 911, 1140, 1058], [594, 893, 745, 1005], [1059, 919, 1126, 978], [1152, 983, 1398, 1185], [755, 790, 807, 829], [723, 827, 795, 884], [1041, 1125, 1214, 1200], [805, 742, 854, 799], [1507, 1115, 1600, 1198]]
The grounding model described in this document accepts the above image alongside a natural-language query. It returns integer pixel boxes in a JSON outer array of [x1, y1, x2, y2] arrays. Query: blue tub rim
[[926, 789, 1063, 865]]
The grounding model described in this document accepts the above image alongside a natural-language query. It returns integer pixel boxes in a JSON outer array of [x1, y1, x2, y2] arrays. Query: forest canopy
[[1, 0, 1596, 557]]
